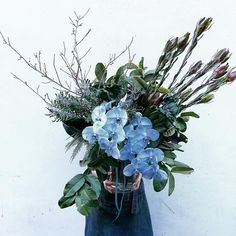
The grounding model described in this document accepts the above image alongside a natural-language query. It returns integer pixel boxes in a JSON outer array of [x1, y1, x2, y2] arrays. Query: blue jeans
[[85, 179, 154, 236]]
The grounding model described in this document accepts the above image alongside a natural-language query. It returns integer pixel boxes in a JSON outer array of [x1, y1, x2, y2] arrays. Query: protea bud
[[212, 48, 231, 63], [187, 61, 203, 76], [148, 92, 163, 105], [177, 32, 190, 50], [164, 37, 178, 52], [196, 17, 213, 37], [212, 63, 229, 79], [226, 67, 236, 82]]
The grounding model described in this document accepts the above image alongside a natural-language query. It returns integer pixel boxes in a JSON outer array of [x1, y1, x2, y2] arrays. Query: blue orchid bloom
[[106, 107, 128, 127], [142, 165, 168, 180], [91, 105, 107, 132], [82, 126, 108, 144], [127, 126, 159, 147], [123, 157, 149, 176], [130, 113, 153, 129], [103, 123, 126, 143], [99, 138, 120, 159], [123, 148, 166, 179], [119, 143, 144, 161]]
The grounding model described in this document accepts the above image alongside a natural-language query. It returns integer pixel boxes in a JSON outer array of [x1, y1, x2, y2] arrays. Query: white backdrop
[[0, 0, 236, 236]]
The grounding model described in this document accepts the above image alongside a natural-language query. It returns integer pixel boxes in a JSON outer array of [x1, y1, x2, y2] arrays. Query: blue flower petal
[[82, 126, 97, 143], [91, 105, 107, 127], [123, 164, 136, 176], [146, 128, 160, 141], [142, 166, 156, 179], [103, 123, 125, 143], [130, 113, 152, 129], [106, 107, 128, 126]]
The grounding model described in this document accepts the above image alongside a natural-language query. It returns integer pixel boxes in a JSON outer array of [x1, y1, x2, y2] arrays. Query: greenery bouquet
[[1, 12, 235, 216]]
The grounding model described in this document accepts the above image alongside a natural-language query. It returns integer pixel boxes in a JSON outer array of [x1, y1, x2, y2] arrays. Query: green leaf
[[132, 76, 148, 89], [75, 184, 99, 215], [163, 157, 175, 165], [97, 166, 108, 174], [130, 68, 143, 77], [163, 126, 176, 137], [173, 161, 190, 168], [158, 141, 182, 151], [175, 117, 187, 132], [171, 166, 194, 174], [181, 116, 190, 122], [80, 144, 99, 167], [115, 62, 138, 79], [153, 175, 168, 192], [180, 111, 200, 118], [168, 172, 175, 196], [164, 151, 177, 159], [85, 174, 101, 197], [58, 195, 76, 209], [139, 57, 144, 69], [63, 174, 85, 197], [95, 63, 107, 81]]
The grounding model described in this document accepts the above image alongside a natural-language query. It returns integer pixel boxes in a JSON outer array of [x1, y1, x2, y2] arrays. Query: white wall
[[0, 0, 236, 235]]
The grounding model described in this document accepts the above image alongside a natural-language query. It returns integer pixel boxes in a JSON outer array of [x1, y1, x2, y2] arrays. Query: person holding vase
[[63, 121, 154, 236]]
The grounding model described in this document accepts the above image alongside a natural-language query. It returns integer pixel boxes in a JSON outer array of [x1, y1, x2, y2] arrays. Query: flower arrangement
[[1, 12, 235, 216]]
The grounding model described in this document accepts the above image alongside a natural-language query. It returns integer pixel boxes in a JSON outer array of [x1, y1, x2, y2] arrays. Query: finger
[[104, 185, 115, 194], [103, 180, 115, 186]]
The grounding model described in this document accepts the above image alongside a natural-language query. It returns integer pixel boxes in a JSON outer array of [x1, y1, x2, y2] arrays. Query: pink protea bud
[[226, 67, 236, 82], [213, 63, 229, 78], [177, 32, 190, 50], [212, 49, 231, 63], [187, 61, 203, 75]]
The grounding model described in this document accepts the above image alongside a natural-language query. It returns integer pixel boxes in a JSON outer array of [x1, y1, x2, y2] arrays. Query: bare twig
[[11, 73, 51, 105]]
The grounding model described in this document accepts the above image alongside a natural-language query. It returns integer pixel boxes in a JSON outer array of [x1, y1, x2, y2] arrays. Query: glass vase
[[109, 160, 137, 193]]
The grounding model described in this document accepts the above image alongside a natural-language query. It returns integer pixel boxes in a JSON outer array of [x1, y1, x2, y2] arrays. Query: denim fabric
[[85, 179, 154, 236]]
